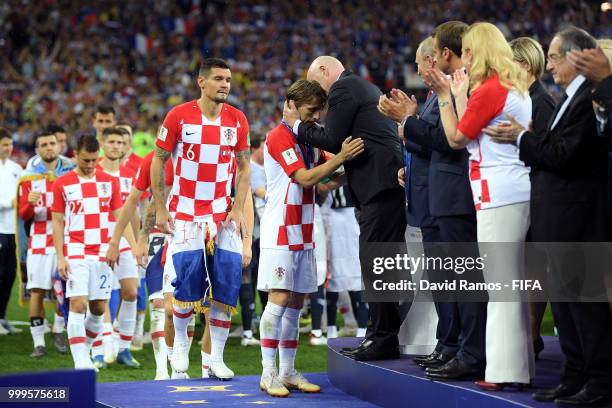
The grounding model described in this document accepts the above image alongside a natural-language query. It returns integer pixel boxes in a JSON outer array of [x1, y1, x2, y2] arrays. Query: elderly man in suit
[[283, 56, 406, 362], [486, 27, 612, 406], [379, 26, 487, 381]]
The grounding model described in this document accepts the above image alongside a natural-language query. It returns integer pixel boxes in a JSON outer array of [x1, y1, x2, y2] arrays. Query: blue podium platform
[[96, 372, 377, 408], [328, 337, 564, 408]]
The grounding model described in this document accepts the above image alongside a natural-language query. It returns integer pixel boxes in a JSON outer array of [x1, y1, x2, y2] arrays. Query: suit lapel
[[548, 80, 591, 131], [421, 94, 436, 115]]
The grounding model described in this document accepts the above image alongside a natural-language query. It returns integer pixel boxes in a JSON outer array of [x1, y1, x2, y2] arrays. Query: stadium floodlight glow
[[602, 2, 612, 12]]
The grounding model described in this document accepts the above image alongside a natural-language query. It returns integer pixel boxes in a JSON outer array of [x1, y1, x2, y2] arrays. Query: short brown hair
[[432, 21, 468, 57], [286, 79, 327, 110], [101, 127, 128, 140]]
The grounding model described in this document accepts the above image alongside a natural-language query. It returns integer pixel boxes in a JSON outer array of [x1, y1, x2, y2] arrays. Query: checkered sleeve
[[51, 177, 66, 213], [266, 130, 305, 178], [235, 111, 250, 152], [156, 107, 180, 152], [18, 180, 35, 220]]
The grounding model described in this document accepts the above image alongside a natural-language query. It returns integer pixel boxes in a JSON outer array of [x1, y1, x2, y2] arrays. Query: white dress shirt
[[518, 74, 586, 146], [0, 158, 23, 234], [550, 74, 586, 130]]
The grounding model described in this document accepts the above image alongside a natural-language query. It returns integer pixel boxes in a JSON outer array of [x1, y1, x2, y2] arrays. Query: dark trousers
[[0, 234, 17, 319], [531, 198, 612, 394], [360, 189, 406, 347], [428, 215, 486, 366], [551, 302, 612, 394]]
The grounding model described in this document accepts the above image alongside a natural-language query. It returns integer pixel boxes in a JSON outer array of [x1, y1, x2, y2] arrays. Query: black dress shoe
[[532, 384, 581, 402], [341, 339, 373, 355], [414, 350, 440, 364], [554, 388, 610, 406], [418, 352, 453, 369], [351, 343, 400, 361], [425, 357, 483, 380]]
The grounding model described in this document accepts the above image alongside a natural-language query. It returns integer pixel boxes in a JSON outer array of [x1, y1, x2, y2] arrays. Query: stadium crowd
[[0, 0, 612, 406], [1, 0, 611, 166]]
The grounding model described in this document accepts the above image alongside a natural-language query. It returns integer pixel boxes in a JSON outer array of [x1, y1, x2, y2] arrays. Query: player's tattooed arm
[[139, 201, 157, 241], [151, 147, 170, 207], [234, 149, 252, 214], [151, 146, 174, 233], [153, 147, 170, 193]]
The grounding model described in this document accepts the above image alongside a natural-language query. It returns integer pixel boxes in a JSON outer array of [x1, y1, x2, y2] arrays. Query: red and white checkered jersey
[[457, 76, 532, 210], [52, 170, 123, 260], [156, 101, 249, 223], [133, 151, 174, 192], [134, 151, 175, 234], [260, 124, 322, 251], [124, 152, 143, 175], [18, 177, 55, 255], [96, 163, 136, 252], [96, 164, 136, 203]]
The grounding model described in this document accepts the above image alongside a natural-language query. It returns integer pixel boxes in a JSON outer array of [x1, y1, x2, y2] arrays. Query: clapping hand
[[377, 88, 418, 123], [450, 68, 470, 99], [423, 68, 451, 99], [566, 48, 611, 83]]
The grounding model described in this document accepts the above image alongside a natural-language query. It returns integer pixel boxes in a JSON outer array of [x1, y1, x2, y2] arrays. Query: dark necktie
[[547, 92, 569, 131]]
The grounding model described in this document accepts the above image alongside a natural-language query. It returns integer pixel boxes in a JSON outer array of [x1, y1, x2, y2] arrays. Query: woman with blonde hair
[[509, 37, 555, 361], [425, 22, 534, 389]]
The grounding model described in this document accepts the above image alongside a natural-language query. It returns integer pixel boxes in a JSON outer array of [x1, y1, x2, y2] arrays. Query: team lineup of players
[[17, 57, 365, 397]]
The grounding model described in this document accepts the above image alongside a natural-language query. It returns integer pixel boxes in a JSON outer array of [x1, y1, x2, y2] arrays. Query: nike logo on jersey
[[186, 131, 196, 136]]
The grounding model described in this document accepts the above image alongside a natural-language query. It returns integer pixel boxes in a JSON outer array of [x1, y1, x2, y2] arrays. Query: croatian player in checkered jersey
[[52, 134, 138, 370], [18, 128, 74, 358], [91, 127, 142, 369], [106, 150, 177, 380], [257, 79, 364, 397], [151, 57, 252, 380]]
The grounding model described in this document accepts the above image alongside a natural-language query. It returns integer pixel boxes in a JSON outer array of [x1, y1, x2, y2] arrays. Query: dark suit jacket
[[296, 70, 404, 208], [519, 78, 609, 241], [404, 95, 434, 228], [529, 80, 555, 140], [404, 94, 475, 218]]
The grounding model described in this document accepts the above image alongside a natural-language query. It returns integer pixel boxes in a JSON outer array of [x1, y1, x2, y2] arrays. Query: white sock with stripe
[[172, 305, 193, 344], [259, 302, 286, 376], [150, 307, 167, 372], [209, 304, 231, 364], [52, 313, 65, 334], [67, 312, 88, 367], [279, 307, 300, 377], [134, 311, 145, 339], [84, 313, 104, 349], [118, 300, 137, 351], [201, 351, 210, 378]]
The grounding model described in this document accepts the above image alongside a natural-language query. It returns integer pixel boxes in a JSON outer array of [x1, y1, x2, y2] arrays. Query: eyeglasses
[[547, 53, 566, 64]]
